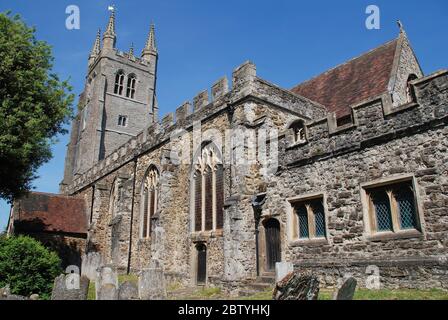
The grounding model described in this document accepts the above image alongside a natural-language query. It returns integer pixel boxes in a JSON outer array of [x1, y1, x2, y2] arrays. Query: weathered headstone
[[118, 281, 139, 300], [51, 274, 90, 300], [275, 262, 294, 283], [96, 266, 118, 300], [332, 277, 357, 300], [272, 271, 319, 300], [138, 259, 166, 300], [81, 252, 102, 281]]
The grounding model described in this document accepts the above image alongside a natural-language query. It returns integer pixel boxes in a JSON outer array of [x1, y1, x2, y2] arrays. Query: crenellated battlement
[[281, 70, 448, 168], [61, 65, 448, 195], [61, 62, 245, 194]]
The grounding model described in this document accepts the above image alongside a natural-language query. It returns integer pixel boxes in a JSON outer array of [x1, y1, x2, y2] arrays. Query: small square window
[[291, 196, 327, 241], [118, 115, 128, 127]]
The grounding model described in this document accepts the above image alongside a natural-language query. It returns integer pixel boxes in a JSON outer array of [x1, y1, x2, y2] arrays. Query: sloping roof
[[291, 39, 399, 118], [13, 192, 87, 235]]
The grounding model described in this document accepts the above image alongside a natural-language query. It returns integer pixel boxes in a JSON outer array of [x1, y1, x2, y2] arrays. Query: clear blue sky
[[1, 0, 447, 231]]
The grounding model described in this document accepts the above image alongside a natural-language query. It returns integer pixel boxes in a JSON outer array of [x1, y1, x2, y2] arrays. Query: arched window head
[[141, 167, 159, 238], [406, 74, 418, 103], [289, 120, 306, 144], [193, 143, 224, 233], [114, 71, 125, 95], [126, 74, 137, 99]]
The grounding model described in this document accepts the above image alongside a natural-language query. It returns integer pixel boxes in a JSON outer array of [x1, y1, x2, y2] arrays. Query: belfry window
[[193, 144, 224, 232], [114, 71, 125, 95], [141, 167, 159, 238], [118, 115, 128, 127], [126, 74, 137, 99]]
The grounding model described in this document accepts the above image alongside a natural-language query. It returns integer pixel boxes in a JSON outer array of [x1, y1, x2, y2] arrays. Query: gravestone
[[138, 259, 167, 300], [96, 266, 118, 300], [118, 281, 139, 300], [333, 277, 357, 300], [81, 252, 102, 281], [51, 274, 90, 300], [275, 262, 294, 283], [272, 271, 319, 300]]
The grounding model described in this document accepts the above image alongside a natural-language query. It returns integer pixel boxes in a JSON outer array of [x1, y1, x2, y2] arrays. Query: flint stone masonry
[[56, 28, 448, 295]]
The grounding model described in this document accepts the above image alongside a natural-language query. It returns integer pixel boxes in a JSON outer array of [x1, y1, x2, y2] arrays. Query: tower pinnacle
[[88, 29, 101, 66], [142, 23, 157, 60], [103, 9, 116, 49]]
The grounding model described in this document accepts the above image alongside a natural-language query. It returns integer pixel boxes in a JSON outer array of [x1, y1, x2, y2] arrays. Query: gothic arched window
[[193, 144, 224, 232], [126, 74, 137, 99], [114, 71, 125, 95], [141, 167, 159, 238], [406, 74, 418, 103]]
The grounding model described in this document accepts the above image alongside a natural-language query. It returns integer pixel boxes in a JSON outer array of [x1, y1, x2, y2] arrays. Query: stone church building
[[9, 12, 448, 291]]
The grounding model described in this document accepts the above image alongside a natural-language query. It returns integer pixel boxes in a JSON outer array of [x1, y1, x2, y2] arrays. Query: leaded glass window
[[293, 197, 327, 240], [366, 180, 420, 234]]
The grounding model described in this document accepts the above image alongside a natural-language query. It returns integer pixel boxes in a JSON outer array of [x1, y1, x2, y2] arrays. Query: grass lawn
[[242, 288, 448, 300], [87, 277, 448, 300], [87, 274, 138, 300]]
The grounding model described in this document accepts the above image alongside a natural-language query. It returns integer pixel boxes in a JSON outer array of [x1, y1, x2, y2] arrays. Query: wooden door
[[264, 219, 281, 271]]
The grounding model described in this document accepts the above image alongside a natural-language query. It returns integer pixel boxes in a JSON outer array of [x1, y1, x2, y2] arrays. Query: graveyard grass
[[87, 274, 139, 300], [87, 277, 448, 300]]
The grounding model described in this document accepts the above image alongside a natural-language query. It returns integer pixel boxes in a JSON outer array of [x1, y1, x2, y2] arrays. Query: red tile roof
[[291, 39, 398, 118], [14, 192, 87, 235]]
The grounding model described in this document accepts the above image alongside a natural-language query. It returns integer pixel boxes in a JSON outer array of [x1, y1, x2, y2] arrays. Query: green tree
[[0, 236, 62, 299], [0, 11, 74, 202]]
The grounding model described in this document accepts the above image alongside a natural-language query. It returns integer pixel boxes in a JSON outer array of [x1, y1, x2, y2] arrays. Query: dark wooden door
[[265, 219, 281, 271], [196, 244, 207, 284]]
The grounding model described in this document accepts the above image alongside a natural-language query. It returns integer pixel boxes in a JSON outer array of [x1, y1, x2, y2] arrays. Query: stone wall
[[68, 59, 447, 291], [261, 70, 448, 289]]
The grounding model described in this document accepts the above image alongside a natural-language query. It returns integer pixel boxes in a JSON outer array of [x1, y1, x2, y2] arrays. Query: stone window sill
[[367, 229, 423, 242], [289, 237, 328, 247], [107, 92, 145, 105]]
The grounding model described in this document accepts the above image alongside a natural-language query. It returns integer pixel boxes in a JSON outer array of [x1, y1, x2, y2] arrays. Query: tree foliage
[[0, 11, 74, 202], [0, 235, 62, 299]]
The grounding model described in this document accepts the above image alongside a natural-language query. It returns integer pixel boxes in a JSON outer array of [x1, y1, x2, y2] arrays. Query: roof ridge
[[291, 37, 399, 90]]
